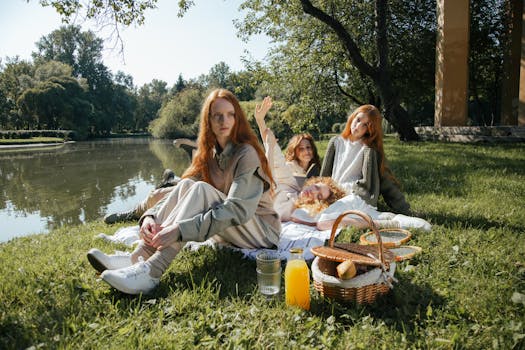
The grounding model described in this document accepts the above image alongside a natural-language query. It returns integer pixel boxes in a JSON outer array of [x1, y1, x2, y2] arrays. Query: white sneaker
[[393, 214, 432, 232], [87, 248, 132, 273], [183, 238, 217, 252], [101, 261, 159, 295]]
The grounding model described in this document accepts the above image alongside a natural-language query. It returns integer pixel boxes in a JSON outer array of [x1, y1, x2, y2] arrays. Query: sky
[[0, 0, 272, 87]]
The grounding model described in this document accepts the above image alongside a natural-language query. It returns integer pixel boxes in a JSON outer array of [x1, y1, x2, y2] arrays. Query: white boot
[[101, 261, 159, 295], [87, 248, 132, 273]]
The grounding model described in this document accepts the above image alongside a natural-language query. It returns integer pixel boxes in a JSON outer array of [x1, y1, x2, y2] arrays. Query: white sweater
[[330, 136, 365, 192]]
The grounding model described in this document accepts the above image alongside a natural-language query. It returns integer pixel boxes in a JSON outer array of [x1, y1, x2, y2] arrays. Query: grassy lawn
[[0, 137, 64, 145], [1, 138, 524, 349]]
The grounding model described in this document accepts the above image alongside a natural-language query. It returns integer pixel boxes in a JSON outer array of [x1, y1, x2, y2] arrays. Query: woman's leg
[[145, 181, 274, 277], [130, 178, 197, 273]]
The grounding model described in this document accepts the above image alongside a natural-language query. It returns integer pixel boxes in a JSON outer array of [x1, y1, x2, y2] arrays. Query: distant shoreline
[[0, 141, 75, 150]]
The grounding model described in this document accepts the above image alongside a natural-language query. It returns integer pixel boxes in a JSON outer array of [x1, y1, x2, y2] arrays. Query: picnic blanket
[[96, 222, 337, 261], [96, 194, 431, 261]]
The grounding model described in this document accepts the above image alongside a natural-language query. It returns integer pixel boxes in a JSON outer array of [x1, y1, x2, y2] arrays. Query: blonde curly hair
[[294, 177, 347, 215]]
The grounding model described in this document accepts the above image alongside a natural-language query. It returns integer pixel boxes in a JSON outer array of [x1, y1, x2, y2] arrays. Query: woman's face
[[210, 97, 236, 146], [350, 112, 370, 140], [299, 182, 331, 202], [295, 139, 314, 167]]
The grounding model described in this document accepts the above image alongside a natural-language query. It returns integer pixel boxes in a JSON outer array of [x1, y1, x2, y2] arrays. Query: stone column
[[501, 0, 523, 125], [434, 0, 470, 127]]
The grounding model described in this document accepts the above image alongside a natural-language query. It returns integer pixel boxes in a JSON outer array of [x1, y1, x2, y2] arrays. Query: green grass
[[1, 138, 524, 349], [0, 137, 64, 145]]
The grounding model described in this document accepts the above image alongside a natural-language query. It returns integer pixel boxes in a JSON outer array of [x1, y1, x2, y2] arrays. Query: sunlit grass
[[1, 138, 524, 349]]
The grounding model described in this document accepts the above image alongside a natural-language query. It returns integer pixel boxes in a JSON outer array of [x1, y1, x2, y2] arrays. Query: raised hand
[[254, 96, 273, 138]]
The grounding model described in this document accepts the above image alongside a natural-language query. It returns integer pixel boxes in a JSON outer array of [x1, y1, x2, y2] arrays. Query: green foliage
[[150, 87, 203, 139], [17, 76, 91, 138], [468, 0, 507, 126], [242, 99, 296, 145], [0, 129, 74, 140], [41, 0, 158, 26]]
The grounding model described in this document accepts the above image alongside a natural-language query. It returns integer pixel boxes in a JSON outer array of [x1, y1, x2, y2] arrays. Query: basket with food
[[310, 210, 397, 304]]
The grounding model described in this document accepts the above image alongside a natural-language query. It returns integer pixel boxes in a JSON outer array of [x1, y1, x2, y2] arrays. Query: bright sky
[[0, 0, 271, 87]]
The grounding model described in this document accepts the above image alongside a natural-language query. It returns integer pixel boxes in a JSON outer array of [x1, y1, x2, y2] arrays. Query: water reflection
[[0, 138, 190, 242]]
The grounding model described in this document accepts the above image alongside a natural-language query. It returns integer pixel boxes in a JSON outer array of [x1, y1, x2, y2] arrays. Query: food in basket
[[336, 260, 357, 280]]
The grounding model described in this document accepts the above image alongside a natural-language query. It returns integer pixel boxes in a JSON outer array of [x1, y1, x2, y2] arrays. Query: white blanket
[[96, 222, 338, 261], [292, 194, 432, 232], [96, 195, 430, 261]]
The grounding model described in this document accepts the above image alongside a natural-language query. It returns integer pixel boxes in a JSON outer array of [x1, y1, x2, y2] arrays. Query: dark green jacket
[[320, 136, 411, 215]]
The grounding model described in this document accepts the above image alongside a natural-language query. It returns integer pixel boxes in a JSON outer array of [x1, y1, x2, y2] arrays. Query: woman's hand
[[140, 216, 159, 245], [150, 223, 181, 250], [255, 96, 272, 137]]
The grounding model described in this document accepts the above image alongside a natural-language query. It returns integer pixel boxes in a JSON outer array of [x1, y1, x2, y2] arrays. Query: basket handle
[[328, 210, 384, 265]]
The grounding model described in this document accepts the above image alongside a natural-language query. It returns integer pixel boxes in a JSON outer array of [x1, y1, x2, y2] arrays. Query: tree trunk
[[377, 78, 419, 141], [300, 0, 420, 141]]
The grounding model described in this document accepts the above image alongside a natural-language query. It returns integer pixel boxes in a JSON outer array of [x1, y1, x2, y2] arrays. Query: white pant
[[132, 178, 274, 277]]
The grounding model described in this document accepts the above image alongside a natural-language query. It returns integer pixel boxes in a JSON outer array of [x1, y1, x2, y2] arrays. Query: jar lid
[[289, 247, 303, 254]]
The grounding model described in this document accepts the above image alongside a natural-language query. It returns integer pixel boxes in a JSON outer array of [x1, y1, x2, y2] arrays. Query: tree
[[17, 76, 91, 136], [0, 57, 35, 129], [40, 0, 510, 136], [206, 62, 232, 89], [32, 25, 127, 135], [134, 79, 169, 131], [149, 87, 203, 139], [173, 74, 186, 93], [469, 0, 507, 126], [235, 0, 424, 140]]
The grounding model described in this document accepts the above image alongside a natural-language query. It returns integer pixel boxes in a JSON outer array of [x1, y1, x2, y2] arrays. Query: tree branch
[[299, 0, 378, 80], [375, 0, 389, 73], [333, 67, 364, 105]]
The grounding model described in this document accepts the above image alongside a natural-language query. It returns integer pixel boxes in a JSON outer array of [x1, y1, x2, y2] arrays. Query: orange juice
[[285, 248, 310, 310]]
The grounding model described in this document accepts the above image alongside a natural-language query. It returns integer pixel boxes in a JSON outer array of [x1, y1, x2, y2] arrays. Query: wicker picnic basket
[[310, 210, 397, 304]]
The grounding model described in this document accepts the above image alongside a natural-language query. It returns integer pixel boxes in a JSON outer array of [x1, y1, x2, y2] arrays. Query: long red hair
[[182, 88, 275, 188], [341, 105, 394, 180], [284, 133, 321, 169]]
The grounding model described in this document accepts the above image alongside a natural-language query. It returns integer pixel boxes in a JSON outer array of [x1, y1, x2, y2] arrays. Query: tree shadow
[[151, 247, 259, 299], [388, 141, 525, 198], [422, 211, 524, 232], [309, 272, 448, 339]]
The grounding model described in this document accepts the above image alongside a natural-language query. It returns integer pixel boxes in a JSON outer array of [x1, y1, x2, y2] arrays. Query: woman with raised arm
[[253, 98, 427, 232]]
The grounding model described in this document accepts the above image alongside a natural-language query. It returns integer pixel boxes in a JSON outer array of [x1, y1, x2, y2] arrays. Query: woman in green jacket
[[320, 105, 411, 215]]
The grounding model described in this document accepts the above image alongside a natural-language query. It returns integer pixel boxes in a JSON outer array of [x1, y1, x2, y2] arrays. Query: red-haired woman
[[283, 133, 320, 179], [88, 89, 280, 294], [320, 105, 411, 215]]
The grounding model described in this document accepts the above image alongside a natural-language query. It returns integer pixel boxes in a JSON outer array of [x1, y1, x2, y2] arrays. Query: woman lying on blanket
[[87, 88, 281, 294], [255, 97, 430, 232]]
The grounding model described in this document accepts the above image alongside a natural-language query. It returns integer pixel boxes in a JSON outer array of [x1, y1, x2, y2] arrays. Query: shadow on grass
[[139, 247, 260, 300], [422, 211, 524, 232], [310, 273, 446, 337], [388, 142, 525, 198]]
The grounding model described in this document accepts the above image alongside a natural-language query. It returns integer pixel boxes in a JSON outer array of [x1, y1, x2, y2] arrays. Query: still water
[[0, 138, 191, 243]]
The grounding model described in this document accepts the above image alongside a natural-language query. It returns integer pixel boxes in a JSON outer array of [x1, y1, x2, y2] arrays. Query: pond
[[0, 138, 191, 243]]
